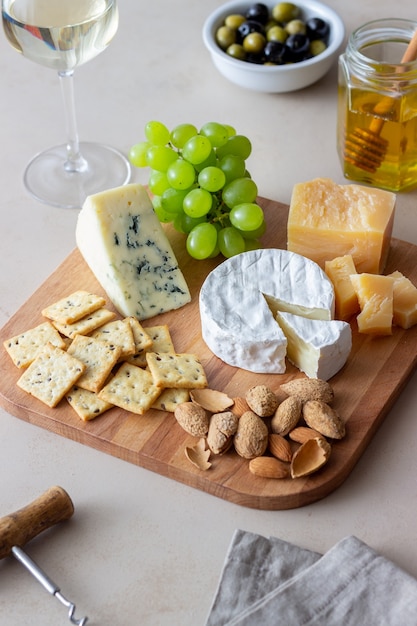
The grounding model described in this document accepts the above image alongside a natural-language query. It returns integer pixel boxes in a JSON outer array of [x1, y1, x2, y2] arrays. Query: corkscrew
[[0, 486, 88, 625]]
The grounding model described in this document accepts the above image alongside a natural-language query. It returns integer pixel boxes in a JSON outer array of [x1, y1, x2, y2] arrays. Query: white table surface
[[1, 1, 417, 624]]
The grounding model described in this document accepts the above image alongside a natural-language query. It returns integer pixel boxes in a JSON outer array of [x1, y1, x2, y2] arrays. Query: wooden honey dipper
[[344, 27, 417, 173]]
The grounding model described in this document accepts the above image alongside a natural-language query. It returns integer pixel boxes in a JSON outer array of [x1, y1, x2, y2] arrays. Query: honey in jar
[[337, 19, 417, 192]]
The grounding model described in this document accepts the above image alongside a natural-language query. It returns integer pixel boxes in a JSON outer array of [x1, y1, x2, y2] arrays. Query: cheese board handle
[[0, 485, 74, 559]]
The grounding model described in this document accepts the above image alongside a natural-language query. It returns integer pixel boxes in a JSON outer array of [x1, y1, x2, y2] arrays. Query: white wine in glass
[[2, 0, 131, 208]]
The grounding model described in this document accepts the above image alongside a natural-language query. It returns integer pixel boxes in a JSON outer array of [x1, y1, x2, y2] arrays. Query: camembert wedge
[[276, 311, 352, 380], [199, 248, 338, 375]]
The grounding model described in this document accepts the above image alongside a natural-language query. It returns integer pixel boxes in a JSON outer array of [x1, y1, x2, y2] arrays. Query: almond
[[290, 437, 331, 478], [233, 411, 269, 459], [207, 411, 239, 455], [249, 456, 289, 479], [190, 388, 234, 413], [303, 400, 345, 440], [280, 378, 334, 404], [289, 426, 324, 444], [268, 434, 292, 462], [231, 396, 250, 417], [174, 402, 210, 437], [245, 385, 279, 417], [270, 396, 302, 436]]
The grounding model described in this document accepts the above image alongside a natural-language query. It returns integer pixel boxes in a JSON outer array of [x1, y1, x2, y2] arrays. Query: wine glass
[[1, 0, 131, 208]]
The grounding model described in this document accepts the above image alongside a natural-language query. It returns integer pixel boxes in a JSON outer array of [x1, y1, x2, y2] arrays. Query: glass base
[[24, 141, 132, 209]]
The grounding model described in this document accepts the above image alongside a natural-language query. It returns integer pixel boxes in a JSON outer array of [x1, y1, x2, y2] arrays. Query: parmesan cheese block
[[199, 249, 336, 374], [287, 178, 396, 273], [325, 254, 359, 321], [76, 184, 191, 320], [350, 273, 395, 335], [276, 311, 352, 380], [389, 271, 417, 329]]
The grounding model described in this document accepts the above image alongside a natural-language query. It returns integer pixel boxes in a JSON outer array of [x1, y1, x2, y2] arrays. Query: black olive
[[285, 33, 311, 61], [263, 40, 288, 65], [237, 19, 265, 43], [306, 17, 330, 42], [245, 3, 270, 25], [245, 51, 265, 64]]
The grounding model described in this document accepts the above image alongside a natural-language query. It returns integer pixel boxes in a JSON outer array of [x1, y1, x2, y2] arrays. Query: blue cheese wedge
[[76, 184, 191, 320], [199, 249, 337, 375]]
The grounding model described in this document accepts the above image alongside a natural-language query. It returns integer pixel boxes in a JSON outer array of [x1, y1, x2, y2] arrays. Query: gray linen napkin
[[206, 530, 417, 625]]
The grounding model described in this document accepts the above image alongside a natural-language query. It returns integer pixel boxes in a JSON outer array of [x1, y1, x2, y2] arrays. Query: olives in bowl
[[202, 0, 345, 93]]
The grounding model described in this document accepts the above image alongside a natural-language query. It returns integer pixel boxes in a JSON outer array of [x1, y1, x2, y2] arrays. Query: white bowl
[[202, 0, 345, 93]]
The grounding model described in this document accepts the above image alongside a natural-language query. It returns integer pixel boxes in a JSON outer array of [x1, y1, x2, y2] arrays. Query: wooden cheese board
[[1, 197, 417, 510]]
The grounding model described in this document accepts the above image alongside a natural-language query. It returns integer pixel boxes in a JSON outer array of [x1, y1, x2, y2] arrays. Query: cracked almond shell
[[207, 411, 239, 455], [185, 438, 212, 471], [190, 388, 234, 413], [291, 437, 331, 478]]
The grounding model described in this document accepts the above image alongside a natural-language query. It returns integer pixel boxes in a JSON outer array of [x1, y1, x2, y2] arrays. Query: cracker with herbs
[[17, 343, 85, 408]]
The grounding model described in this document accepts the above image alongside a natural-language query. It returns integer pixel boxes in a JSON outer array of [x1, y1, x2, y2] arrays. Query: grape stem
[[58, 70, 88, 174]]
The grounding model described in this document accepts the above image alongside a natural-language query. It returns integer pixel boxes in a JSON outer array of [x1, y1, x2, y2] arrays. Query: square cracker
[[146, 352, 208, 389], [151, 387, 190, 412], [98, 363, 161, 414], [17, 343, 86, 408], [52, 308, 116, 338], [66, 334, 122, 393], [126, 324, 175, 367], [42, 291, 106, 325], [127, 317, 153, 352], [3, 321, 66, 368], [91, 319, 135, 359], [66, 385, 113, 421]]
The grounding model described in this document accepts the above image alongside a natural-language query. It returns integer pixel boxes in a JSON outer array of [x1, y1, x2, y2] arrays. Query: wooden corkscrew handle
[[0, 486, 74, 560]]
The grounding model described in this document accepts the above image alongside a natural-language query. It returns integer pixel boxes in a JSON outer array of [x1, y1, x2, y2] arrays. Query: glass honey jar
[[337, 19, 417, 192]]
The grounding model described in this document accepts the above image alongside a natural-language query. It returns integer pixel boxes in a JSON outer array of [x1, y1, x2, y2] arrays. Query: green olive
[[226, 43, 246, 61], [310, 39, 327, 56], [224, 14, 246, 30], [216, 25, 236, 50], [243, 32, 266, 54], [272, 2, 300, 23], [285, 19, 306, 35], [267, 25, 288, 43]]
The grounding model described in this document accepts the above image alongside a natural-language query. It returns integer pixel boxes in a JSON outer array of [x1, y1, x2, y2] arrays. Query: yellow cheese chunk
[[287, 178, 396, 273], [325, 255, 359, 321], [350, 273, 395, 335], [388, 270, 417, 329]]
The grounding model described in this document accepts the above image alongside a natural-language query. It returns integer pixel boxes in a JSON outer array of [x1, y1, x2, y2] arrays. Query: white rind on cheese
[[201, 289, 289, 373], [276, 311, 352, 381], [76, 184, 191, 320], [199, 249, 335, 374]]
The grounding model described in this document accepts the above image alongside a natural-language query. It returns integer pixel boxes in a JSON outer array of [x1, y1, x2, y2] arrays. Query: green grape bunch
[[129, 121, 266, 260]]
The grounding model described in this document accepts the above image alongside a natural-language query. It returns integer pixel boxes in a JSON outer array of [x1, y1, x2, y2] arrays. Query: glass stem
[[58, 69, 88, 173]]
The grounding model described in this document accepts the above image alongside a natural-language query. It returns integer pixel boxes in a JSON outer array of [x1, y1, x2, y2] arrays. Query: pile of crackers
[[3, 290, 208, 421]]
